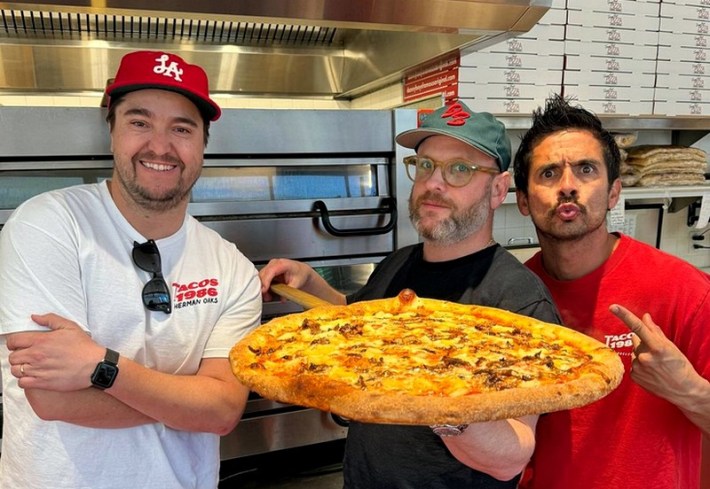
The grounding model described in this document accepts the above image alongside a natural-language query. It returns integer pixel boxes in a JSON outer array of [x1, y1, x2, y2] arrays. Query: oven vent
[[0, 0, 551, 99], [0, 10, 339, 47]]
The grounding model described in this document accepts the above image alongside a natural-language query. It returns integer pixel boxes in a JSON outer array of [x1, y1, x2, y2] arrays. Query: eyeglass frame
[[132, 239, 172, 314], [403, 155, 500, 188]]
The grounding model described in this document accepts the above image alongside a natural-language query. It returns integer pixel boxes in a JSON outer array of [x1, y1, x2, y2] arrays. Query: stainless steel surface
[[393, 108, 420, 249], [218, 440, 345, 488], [221, 409, 347, 461], [0, 0, 551, 99], [0, 107, 394, 157]]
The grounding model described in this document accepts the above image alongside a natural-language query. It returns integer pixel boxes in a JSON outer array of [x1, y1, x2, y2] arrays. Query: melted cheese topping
[[246, 308, 592, 397]]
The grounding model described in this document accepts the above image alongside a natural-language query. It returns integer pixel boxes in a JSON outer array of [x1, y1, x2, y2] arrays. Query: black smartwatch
[[90, 348, 120, 389]]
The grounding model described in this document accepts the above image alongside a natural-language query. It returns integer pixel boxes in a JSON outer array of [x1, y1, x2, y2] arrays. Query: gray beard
[[409, 190, 490, 246]]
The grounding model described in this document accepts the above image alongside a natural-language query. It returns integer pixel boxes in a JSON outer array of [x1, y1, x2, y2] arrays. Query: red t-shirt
[[521, 234, 710, 489]]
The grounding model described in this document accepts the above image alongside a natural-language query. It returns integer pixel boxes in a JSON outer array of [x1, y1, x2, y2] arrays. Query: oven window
[[0, 170, 110, 209], [191, 165, 378, 203]]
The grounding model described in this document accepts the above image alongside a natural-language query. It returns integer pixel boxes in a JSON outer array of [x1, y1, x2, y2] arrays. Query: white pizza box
[[565, 25, 660, 46], [659, 18, 709, 37], [459, 66, 563, 86], [567, 9, 661, 31], [657, 71, 710, 85], [521, 23, 566, 41], [564, 98, 655, 116], [656, 72, 710, 90], [654, 75, 710, 95], [564, 53, 658, 72], [476, 35, 567, 55], [654, 100, 710, 116], [658, 31, 710, 50], [655, 86, 710, 102], [660, 0, 708, 5], [460, 52, 565, 70], [566, 0, 660, 16], [563, 84, 655, 102], [655, 60, 710, 76], [458, 82, 558, 100], [537, 6, 568, 26], [657, 45, 710, 63], [564, 40, 658, 60], [563, 69, 656, 88], [659, 17, 710, 37], [659, 3, 710, 21], [458, 97, 549, 115]]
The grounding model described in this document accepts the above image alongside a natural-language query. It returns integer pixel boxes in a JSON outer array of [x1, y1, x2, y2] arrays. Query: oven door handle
[[313, 197, 397, 237]]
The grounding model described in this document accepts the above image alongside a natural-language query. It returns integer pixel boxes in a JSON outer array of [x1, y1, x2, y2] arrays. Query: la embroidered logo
[[153, 54, 184, 82], [440, 103, 471, 126]]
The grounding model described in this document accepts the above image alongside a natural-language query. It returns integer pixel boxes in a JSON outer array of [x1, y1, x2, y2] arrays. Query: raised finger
[[609, 304, 655, 345]]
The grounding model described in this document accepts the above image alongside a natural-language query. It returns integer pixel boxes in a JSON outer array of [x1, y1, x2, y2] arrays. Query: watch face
[[91, 363, 119, 389]]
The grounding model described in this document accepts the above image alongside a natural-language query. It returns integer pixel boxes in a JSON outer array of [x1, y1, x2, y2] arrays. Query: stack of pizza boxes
[[563, 0, 660, 116], [456, 0, 566, 115], [654, 0, 710, 116]]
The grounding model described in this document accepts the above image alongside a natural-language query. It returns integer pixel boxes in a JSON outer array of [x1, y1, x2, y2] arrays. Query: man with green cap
[[259, 100, 560, 488]]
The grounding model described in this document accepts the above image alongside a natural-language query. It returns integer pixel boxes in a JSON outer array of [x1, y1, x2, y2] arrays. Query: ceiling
[[0, 0, 551, 99]]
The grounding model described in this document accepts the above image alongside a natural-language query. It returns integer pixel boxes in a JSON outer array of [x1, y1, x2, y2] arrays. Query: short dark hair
[[513, 94, 620, 194], [105, 93, 211, 146]]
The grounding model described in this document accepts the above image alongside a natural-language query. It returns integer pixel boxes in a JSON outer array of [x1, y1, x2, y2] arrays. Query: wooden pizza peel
[[270, 283, 332, 309]]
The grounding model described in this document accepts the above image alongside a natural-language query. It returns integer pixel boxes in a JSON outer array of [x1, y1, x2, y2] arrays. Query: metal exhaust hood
[[0, 0, 551, 100]]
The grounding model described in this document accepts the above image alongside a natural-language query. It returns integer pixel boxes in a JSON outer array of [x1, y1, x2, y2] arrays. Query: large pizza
[[230, 289, 624, 425]]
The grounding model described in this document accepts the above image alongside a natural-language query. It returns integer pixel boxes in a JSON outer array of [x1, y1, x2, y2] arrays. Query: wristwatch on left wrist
[[431, 424, 469, 437], [90, 348, 120, 389]]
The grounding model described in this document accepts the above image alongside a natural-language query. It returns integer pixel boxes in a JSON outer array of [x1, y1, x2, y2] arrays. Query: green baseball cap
[[395, 101, 511, 171]]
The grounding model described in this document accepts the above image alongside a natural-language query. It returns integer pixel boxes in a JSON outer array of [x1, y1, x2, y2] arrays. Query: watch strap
[[103, 348, 119, 366], [431, 424, 469, 437]]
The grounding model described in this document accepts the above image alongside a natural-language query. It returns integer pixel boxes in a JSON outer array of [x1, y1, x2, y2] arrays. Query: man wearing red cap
[[0, 51, 261, 488], [259, 100, 560, 488]]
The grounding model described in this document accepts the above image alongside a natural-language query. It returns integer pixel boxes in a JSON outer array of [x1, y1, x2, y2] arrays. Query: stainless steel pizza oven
[[207, 109, 404, 462], [0, 106, 418, 470]]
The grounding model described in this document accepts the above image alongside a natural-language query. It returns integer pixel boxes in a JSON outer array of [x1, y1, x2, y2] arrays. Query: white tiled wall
[[655, 208, 710, 269], [493, 203, 538, 248]]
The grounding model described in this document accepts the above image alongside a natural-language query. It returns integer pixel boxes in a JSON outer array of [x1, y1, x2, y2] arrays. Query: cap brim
[[395, 128, 498, 161], [107, 83, 221, 121]]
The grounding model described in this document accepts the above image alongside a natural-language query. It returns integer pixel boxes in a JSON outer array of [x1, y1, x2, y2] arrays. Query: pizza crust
[[230, 290, 624, 425]]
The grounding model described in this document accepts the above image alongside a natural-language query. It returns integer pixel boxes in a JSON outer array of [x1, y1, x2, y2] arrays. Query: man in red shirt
[[513, 94, 710, 489]]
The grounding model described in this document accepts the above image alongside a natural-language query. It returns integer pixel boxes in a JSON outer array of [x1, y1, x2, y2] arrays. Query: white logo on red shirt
[[605, 332, 634, 355]]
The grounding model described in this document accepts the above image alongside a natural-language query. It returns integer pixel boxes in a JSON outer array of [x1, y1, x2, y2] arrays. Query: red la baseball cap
[[105, 51, 221, 121]]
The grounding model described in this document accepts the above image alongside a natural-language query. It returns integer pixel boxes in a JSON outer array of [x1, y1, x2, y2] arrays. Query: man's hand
[[7, 313, 104, 391], [259, 258, 346, 306], [609, 304, 701, 403]]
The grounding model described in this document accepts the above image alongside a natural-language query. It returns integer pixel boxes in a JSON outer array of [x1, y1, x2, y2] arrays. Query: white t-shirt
[[0, 181, 262, 489]]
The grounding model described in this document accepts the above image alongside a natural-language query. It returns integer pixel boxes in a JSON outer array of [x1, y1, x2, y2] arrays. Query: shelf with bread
[[502, 117, 710, 209]]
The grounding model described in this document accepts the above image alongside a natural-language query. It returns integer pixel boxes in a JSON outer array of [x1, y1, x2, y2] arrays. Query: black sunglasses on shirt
[[132, 239, 172, 314]]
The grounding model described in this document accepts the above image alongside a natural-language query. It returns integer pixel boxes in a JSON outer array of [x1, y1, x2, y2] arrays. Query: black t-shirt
[[343, 243, 560, 489], [383, 244, 495, 301]]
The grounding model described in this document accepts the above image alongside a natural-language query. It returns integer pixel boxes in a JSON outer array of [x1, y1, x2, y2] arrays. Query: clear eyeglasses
[[403, 155, 499, 187]]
